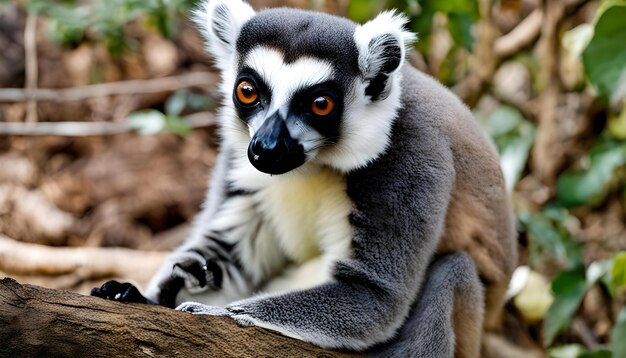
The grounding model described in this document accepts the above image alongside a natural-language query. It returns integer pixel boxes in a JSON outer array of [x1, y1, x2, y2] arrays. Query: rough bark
[[0, 278, 361, 358]]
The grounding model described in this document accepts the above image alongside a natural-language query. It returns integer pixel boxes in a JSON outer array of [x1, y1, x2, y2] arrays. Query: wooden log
[[0, 278, 361, 357]]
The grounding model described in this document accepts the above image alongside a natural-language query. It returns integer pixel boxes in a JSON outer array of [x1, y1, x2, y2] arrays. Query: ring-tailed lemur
[[92, 1, 517, 356]]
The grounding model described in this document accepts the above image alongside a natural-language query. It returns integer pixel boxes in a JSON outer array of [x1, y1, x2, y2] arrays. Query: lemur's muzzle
[[248, 112, 305, 175]]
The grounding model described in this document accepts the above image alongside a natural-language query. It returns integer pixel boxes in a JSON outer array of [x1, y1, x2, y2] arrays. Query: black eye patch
[[290, 81, 343, 141]]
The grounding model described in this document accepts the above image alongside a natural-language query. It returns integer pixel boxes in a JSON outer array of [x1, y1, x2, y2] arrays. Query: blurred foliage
[[348, 0, 478, 49], [582, 0, 626, 105], [25, 0, 195, 54], [549, 345, 612, 358], [528, 1, 626, 353], [544, 267, 587, 347], [612, 307, 626, 357], [129, 90, 215, 136], [613, 252, 626, 291], [349, 0, 477, 84], [557, 140, 626, 208], [478, 105, 536, 192], [519, 206, 584, 273], [19, 0, 211, 136]]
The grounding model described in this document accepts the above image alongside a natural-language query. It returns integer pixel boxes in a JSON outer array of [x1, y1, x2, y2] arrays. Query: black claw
[[205, 259, 223, 289], [91, 280, 156, 305], [157, 276, 184, 308], [228, 307, 244, 314], [183, 305, 201, 313], [174, 258, 208, 288]]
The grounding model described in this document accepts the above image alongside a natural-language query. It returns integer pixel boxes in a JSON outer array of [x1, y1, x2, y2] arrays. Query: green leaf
[[164, 115, 191, 137], [348, 0, 387, 23], [483, 105, 522, 138], [128, 110, 167, 136], [611, 251, 626, 290], [166, 91, 188, 117], [521, 206, 583, 271], [549, 344, 611, 358], [557, 141, 626, 207], [563, 23, 594, 59], [586, 259, 613, 288], [582, 1, 626, 104], [548, 344, 586, 358], [410, 8, 434, 52], [579, 348, 612, 358], [447, 12, 474, 50], [543, 267, 587, 347], [612, 307, 626, 358], [407, 0, 478, 52], [186, 92, 215, 111], [479, 105, 535, 191], [499, 127, 534, 192], [607, 103, 626, 139], [430, 0, 479, 18]]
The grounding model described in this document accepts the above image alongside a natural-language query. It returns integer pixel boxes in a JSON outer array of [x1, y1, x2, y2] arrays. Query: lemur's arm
[[143, 145, 250, 307], [179, 127, 456, 350], [93, 147, 263, 307]]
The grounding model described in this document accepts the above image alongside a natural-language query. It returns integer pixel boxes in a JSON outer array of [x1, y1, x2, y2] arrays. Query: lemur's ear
[[354, 11, 416, 101], [193, 0, 255, 71]]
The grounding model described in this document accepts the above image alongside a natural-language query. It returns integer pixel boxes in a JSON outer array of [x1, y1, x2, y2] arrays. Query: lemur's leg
[[368, 252, 484, 358]]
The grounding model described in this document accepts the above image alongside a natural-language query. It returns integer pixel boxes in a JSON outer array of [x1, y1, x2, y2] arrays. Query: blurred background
[[0, 0, 625, 356]]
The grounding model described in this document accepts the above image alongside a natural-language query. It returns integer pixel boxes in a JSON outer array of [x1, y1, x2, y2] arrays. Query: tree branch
[[0, 235, 167, 282], [0, 111, 215, 136], [0, 278, 360, 357], [0, 72, 219, 103], [494, 9, 543, 59], [24, 12, 38, 122]]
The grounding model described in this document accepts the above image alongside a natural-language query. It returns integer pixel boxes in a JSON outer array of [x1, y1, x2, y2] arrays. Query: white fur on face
[[314, 74, 402, 173]]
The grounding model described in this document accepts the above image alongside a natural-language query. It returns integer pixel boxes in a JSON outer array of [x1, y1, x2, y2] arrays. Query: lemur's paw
[[225, 303, 255, 326], [176, 302, 255, 327], [91, 280, 154, 304], [230, 313, 256, 327], [169, 255, 222, 293], [176, 302, 232, 316]]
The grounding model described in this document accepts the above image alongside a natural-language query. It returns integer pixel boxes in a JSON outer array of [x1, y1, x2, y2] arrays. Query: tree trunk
[[0, 278, 361, 357]]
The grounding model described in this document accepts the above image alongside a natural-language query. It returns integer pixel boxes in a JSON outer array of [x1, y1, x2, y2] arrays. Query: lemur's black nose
[[248, 112, 305, 175]]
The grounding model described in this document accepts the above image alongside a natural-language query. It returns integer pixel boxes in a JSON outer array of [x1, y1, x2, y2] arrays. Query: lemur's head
[[194, 0, 415, 175]]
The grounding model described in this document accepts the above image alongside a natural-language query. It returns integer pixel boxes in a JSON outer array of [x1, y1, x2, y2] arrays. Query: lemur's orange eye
[[311, 96, 335, 116], [236, 81, 258, 105]]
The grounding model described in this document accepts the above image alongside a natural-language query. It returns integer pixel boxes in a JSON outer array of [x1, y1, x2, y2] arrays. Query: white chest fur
[[253, 168, 353, 264]]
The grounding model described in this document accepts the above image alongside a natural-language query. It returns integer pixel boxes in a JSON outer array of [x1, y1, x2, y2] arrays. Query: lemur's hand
[[176, 302, 232, 316], [91, 280, 155, 304], [176, 301, 255, 327], [166, 255, 221, 293], [140, 253, 225, 307]]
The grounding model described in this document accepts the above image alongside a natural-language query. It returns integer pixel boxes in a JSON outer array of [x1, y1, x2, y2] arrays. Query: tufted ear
[[193, 0, 255, 71], [354, 11, 416, 101]]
